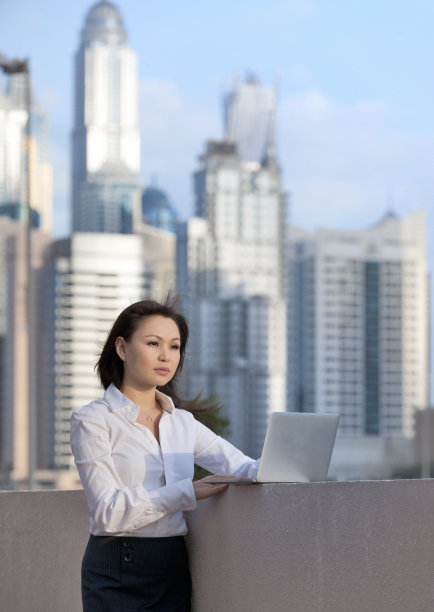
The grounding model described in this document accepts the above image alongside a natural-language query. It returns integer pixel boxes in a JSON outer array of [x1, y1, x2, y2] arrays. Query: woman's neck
[[120, 384, 158, 409]]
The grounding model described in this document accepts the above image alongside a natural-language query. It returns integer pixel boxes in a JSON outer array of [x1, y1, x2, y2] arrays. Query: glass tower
[[224, 75, 277, 164]]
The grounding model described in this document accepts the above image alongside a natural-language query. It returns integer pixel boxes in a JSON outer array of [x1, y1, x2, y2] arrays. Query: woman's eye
[[148, 341, 158, 346], [171, 345, 180, 350]]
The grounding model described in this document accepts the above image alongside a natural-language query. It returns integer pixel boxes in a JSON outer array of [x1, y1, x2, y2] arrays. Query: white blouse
[[70, 383, 259, 537]]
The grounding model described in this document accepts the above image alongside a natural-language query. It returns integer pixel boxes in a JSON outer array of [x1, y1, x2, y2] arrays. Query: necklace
[[140, 401, 161, 424]]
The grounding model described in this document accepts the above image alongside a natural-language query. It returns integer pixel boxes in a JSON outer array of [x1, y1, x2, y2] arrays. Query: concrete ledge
[[186, 480, 434, 611], [1, 480, 434, 611], [0, 490, 89, 612]]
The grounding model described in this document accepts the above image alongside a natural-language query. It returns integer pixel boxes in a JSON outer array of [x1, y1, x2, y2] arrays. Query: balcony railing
[[1, 480, 433, 611]]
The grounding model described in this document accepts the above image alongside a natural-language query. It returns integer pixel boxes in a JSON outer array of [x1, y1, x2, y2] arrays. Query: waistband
[[83, 534, 188, 571]]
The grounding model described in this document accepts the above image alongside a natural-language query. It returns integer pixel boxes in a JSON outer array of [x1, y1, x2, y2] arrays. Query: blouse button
[[124, 554, 132, 562]]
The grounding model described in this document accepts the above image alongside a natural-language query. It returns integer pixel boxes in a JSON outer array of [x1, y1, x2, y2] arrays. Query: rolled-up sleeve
[[70, 407, 197, 534], [193, 417, 260, 479]]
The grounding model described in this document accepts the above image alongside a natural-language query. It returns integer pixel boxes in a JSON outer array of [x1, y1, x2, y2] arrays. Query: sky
[[1, 0, 434, 261]]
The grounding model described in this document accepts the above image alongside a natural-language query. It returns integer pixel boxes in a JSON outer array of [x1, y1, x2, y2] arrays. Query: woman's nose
[[158, 348, 169, 360]]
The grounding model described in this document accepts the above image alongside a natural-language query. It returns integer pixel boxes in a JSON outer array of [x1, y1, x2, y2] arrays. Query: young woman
[[70, 298, 259, 611]]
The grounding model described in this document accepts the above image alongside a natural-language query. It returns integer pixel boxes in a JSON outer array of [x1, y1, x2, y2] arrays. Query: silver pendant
[[145, 415, 153, 423]]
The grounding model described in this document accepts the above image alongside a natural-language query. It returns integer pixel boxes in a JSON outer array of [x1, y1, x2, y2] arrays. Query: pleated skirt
[[81, 534, 191, 612]]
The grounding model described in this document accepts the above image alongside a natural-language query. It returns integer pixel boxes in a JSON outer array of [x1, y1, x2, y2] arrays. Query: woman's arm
[[70, 406, 197, 533], [193, 416, 260, 478]]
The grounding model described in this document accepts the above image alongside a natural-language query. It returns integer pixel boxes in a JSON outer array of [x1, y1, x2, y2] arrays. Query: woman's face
[[115, 315, 182, 391]]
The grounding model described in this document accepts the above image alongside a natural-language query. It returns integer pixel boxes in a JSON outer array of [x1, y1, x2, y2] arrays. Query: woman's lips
[[154, 368, 170, 375]]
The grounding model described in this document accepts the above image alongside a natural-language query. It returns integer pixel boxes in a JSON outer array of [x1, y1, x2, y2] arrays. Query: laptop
[[209, 412, 339, 484]]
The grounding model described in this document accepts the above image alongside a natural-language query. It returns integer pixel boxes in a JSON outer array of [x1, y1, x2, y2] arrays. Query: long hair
[[96, 296, 213, 413]]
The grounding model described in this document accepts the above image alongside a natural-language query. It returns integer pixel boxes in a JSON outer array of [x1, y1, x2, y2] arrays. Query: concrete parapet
[[1, 480, 433, 611]]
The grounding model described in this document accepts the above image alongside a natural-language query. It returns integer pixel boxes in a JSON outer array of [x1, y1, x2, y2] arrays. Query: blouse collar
[[104, 383, 175, 418]]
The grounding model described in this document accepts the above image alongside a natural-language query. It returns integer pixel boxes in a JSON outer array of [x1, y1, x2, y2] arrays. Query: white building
[[178, 139, 287, 457], [287, 210, 429, 479], [0, 74, 53, 232], [48, 231, 176, 475], [72, 1, 141, 233]]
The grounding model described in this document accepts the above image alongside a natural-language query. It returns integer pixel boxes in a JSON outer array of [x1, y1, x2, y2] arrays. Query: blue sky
[[1, 0, 433, 257]]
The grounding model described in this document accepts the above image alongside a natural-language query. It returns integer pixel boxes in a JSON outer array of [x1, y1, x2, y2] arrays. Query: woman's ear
[[115, 336, 126, 361]]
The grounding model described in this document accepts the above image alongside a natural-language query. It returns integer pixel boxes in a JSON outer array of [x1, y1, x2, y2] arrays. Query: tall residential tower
[[287, 211, 429, 479]]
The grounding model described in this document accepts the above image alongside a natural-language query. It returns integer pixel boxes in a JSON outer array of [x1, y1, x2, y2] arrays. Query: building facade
[[72, 0, 141, 233], [287, 211, 429, 479], [0, 218, 52, 488], [46, 231, 176, 477], [178, 137, 287, 458], [0, 67, 53, 489]]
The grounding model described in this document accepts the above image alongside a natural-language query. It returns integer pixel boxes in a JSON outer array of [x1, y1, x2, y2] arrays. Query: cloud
[[45, 73, 431, 245], [278, 90, 434, 230], [139, 79, 220, 216], [137, 80, 434, 237]]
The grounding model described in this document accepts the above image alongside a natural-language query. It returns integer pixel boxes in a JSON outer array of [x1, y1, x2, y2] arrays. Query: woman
[[70, 298, 259, 611]]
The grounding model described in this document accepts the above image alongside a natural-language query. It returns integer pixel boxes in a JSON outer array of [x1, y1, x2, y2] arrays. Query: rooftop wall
[[1, 480, 434, 611]]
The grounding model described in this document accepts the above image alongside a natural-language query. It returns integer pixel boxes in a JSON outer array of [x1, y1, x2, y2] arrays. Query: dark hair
[[96, 296, 210, 413]]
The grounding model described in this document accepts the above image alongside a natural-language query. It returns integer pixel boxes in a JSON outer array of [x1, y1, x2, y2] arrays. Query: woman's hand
[[193, 474, 230, 500]]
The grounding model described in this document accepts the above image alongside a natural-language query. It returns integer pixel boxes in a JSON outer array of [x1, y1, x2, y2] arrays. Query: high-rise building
[[45, 231, 176, 479], [224, 75, 277, 164], [72, 1, 141, 233], [178, 135, 287, 457], [0, 69, 53, 489], [0, 73, 53, 232], [286, 210, 429, 479], [0, 217, 52, 489]]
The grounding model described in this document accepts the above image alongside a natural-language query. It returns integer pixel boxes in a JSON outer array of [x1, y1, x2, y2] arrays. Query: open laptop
[[210, 411, 339, 484]]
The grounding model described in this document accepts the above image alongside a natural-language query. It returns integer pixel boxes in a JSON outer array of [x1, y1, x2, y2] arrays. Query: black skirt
[[81, 535, 191, 612]]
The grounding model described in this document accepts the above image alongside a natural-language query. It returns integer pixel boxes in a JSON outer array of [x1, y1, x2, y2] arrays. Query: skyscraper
[[224, 75, 277, 164], [72, 1, 141, 233], [178, 84, 287, 457], [0, 68, 53, 489], [0, 217, 52, 489], [287, 210, 429, 479], [0, 73, 53, 232]]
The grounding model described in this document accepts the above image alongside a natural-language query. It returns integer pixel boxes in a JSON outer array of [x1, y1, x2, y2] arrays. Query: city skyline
[[0, 0, 432, 485], [0, 0, 433, 259]]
